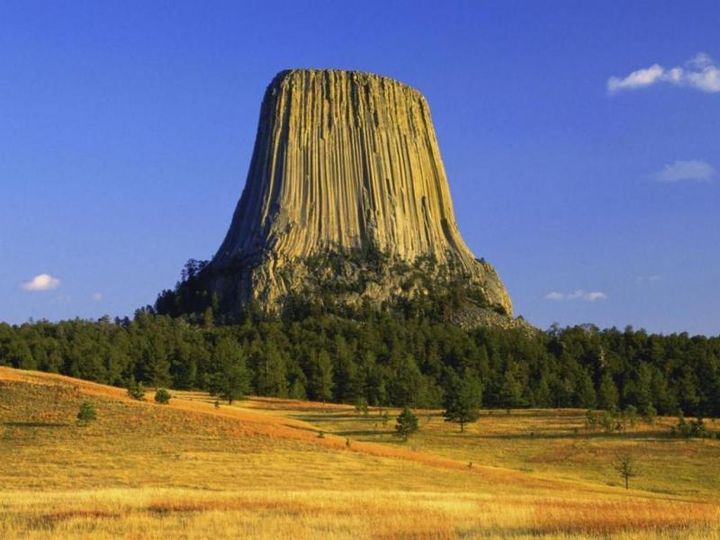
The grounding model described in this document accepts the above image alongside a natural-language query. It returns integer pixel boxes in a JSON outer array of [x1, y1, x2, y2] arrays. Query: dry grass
[[254, 397, 720, 498], [1, 366, 719, 538], [2, 489, 718, 539], [2, 488, 718, 539]]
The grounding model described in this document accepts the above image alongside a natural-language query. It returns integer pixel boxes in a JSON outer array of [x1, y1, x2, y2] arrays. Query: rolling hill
[[1, 366, 718, 539]]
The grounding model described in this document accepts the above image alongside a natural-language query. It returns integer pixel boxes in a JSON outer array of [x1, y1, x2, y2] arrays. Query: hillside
[[1, 366, 719, 539]]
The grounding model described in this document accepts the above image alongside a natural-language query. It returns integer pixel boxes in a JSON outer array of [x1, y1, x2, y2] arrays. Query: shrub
[[641, 404, 657, 424], [600, 409, 623, 433], [623, 405, 638, 428], [354, 397, 369, 416], [154, 388, 171, 404], [395, 407, 419, 441], [76, 402, 97, 425], [127, 380, 146, 401], [675, 411, 715, 438], [585, 409, 599, 431]]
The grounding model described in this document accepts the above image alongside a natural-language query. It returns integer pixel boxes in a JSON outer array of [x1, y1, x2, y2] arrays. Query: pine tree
[[211, 337, 250, 404], [387, 353, 424, 407], [498, 368, 524, 409], [678, 366, 701, 416], [575, 370, 597, 408], [333, 335, 358, 402], [533, 374, 552, 407], [443, 371, 482, 432], [308, 350, 334, 402], [253, 343, 288, 397], [288, 377, 307, 400], [597, 372, 619, 410], [144, 333, 171, 388]]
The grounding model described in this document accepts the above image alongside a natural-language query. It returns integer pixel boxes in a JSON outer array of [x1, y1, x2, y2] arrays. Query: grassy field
[[1, 366, 719, 538], [252, 399, 720, 498]]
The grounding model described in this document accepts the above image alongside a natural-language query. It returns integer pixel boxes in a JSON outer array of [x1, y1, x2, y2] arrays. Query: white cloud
[[545, 290, 607, 302], [636, 275, 661, 284], [21, 273, 61, 291], [655, 160, 715, 183], [92, 292, 103, 301], [584, 291, 608, 302], [608, 52, 720, 94], [607, 64, 665, 93]]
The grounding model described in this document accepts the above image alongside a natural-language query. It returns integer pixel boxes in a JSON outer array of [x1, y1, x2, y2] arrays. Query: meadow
[[1, 366, 719, 539]]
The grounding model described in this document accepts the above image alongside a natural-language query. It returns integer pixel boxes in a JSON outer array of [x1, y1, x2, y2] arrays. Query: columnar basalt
[[200, 69, 513, 318]]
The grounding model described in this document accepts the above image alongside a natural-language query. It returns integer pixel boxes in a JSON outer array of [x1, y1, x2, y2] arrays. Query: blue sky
[[1, 1, 718, 334]]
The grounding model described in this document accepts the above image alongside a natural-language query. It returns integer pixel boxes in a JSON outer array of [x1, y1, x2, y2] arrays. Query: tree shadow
[[295, 414, 368, 422], [252, 404, 351, 414], [476, 430, 674, 441], [3, 421, 69, 428], [334, 429, 392, 437]]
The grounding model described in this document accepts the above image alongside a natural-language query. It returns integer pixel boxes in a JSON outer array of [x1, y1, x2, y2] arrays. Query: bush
[[354, 397, 369, 416], [76, 402, 97, 425], [600, 409, 623, 433], [585, 409, 599, 431], [675, 411, 715, 438], [641, 404, 657, 424], [127, 380, 146, 401], [395, 407, 419, 441], [154, 388, 171, 404], [623, 405, 638, 428]]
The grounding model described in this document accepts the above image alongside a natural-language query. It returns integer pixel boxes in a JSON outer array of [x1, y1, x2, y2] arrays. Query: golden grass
[[2, 489, 718, 539], [1, 366, 719, 539], [254, 397, 720, 498]]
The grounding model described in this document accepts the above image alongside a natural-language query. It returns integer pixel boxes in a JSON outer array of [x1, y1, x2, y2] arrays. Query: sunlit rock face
[[205, 69, 513, 318]]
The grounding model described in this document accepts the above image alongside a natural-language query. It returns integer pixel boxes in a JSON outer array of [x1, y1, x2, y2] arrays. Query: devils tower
[[162, 69, 514, 324]]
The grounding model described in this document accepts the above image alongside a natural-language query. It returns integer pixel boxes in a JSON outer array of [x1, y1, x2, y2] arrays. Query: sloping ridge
[[0, 366, 581, 491]]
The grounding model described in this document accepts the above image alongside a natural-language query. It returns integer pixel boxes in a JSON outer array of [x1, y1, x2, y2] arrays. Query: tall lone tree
[[443, 372, 482, 432], [308, 350, 334, 403], [613, 452, 639, 490], [211, 337, 250, 404]]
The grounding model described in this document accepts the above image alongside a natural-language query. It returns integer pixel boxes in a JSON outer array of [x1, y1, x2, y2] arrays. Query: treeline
[[1, 311, 718, 417]]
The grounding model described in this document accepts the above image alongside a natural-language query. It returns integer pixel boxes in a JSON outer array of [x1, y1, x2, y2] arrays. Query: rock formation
[[186, 69, 513, 321]]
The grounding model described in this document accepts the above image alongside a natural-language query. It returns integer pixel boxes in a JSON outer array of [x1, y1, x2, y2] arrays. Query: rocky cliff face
[[202, 69, 513, 318]]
